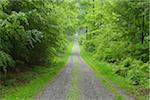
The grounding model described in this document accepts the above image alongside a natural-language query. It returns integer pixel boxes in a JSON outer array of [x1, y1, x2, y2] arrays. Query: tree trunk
[[141, 7, 144, 44]]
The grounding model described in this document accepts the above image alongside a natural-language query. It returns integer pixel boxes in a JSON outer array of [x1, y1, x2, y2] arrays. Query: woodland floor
[[35, 41, 134, 100]]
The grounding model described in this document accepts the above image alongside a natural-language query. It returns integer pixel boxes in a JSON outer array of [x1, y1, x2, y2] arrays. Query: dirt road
[[36, 42, 114, 100]]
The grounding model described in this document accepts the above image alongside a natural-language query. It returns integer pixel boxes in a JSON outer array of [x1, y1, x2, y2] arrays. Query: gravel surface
[[36, 42, 133, 100], [74, 42, 113, 100], [36, 55, 74, 100]]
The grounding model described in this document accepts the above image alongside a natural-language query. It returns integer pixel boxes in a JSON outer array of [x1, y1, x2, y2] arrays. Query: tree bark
[[141, 7, 144, 44]]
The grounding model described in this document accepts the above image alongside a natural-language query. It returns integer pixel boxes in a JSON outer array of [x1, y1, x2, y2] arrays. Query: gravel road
[[36, 41, 133, 100]]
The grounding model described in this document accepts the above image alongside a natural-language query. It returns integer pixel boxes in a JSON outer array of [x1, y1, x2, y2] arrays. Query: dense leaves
[[0, 0, 77, 71], [79, 0, 149, 86]]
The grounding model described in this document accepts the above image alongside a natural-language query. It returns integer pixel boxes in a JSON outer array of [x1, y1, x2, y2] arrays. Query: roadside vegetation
[[78, 0, 149, 99], [80, 46, 149, 100], [0, 43, 73, 99], [0, 0, 149, 99], [0, 0, 77, 99]]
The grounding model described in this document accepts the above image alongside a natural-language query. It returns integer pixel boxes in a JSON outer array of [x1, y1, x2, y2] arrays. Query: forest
[[79, 0, 149, 87], [0, 0, 149, 100], [79, 0, 149, 99]]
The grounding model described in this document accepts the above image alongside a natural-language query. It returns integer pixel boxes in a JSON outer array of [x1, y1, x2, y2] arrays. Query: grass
[[66, 57, 80, 100], [80, 46, 149, 100], [0, 43, 73, 100], [80, 46, 131, 100]]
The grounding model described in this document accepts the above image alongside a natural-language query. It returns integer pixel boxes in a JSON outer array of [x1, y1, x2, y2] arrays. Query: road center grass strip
[[66, 57, 80, 100]]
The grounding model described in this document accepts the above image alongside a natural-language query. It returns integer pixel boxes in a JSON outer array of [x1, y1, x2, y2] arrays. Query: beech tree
[[0, 0, 78, 71], [79, 0, 149, 85]]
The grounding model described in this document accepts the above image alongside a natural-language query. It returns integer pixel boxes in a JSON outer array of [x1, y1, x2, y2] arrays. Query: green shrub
[[84, 40, 95, 52], [0, 51, 15, 71], [140, 63, 149, 73], [113, 65, 128, 77], [3, 79, 16, 86], [121, 57, 133, 67], [0, 0, 77, 71], [127, 69, 146, 85], [113, 57, 148, 85], [79, 34, 86, 45]]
